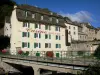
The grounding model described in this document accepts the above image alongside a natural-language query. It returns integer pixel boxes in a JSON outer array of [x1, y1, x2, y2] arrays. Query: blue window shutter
[[22, 42, 24, 48], [28, 42, 30, 48], [56, 44, 57, 48], [28, 32, 30, 37], [34, 43, 36, 48], [56, 35, 57, 40], [49, 34, 51, 39], [59, 27, 60, 31], [34, 33, 36, 38], [45, 34, 48, 39], [22, 32, 24, 37], [39, 43, 41, 48], [59, 36, 61, 40]]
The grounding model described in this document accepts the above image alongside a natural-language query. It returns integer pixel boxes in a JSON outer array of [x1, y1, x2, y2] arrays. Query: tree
[[93, 45, 100, 59], [79, 62, 100, 75], [0, 0, 16, 29], [0, 35, 10, 51]]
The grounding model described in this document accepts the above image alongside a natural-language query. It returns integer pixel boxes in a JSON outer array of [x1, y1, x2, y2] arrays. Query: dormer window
[[50, 17, 52, 21], [23, 22, 30, 28], [25, 11, 27, 17], [41, 16, 43, 20], [56, 19, 59, 23], [51, 12, 53, 15], [32, 14, 35, 18]]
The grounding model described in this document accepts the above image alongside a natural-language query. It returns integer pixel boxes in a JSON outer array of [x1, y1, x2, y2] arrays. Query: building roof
[[78, 32, 87, 35], [81, 22, 95, 29], [16, 4, 66, 27], [64, 17, 82, 27]]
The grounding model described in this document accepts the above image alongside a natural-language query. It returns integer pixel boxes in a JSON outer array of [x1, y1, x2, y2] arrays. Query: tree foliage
[[79, 62, 100, 75], [0, 0, 16, 28], [93, 45, 100, 59], [0, 35, 10, 50]]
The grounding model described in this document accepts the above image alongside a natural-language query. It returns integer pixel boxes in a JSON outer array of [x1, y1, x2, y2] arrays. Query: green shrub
[[77, 51, 84, 56]]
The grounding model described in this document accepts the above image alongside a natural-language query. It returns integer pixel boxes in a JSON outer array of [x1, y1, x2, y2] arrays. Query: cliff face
[[0, 27, 4, 36], [0, 67, 5, 74]]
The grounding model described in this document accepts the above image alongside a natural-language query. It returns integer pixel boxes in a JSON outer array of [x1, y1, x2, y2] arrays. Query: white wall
[[4, 23, 11, 37], [10, 7, 67, 55], [65, 23, 78, 41], [96, 30, 100, 40]]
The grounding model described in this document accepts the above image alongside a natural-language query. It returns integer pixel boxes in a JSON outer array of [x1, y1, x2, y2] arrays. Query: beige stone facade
[[81, 23, 96, 41]]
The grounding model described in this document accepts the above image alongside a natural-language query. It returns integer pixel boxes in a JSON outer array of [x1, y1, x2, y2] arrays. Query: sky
[[15, 0, 100, 27]]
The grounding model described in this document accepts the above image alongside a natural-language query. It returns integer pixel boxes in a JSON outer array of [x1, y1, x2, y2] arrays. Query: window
[[80, 36, 81, 38], [49, 34, 51, 39], [32, 14, 35, 18], [22, 32, 30, 37], [56, 19, 59, 23], [25, 11, 27, 17], [69, 31, 71, 34], [22, 42, 30, 48], [56, 35, 60, 40], [41, 16, 43, 20], [34, 43, 41, 48], [23, 22, 30, 28], [34, 33, 41, 38], [55, 26, 60, 31], [45, 43, 51, 48], [74, 27, 75, 30], [45, 34, 48, 39], [74, 32, 76, 35], [56, 44, 61, 48], [45, 25, 51, 30], [69, 26, 70, 29], [35, 23, 41, 29], [50, 17, 52, 21], [45, 34, 51, 39]]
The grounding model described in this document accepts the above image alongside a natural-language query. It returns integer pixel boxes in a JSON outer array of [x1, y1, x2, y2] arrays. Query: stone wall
[[67, 41, 100, 53]]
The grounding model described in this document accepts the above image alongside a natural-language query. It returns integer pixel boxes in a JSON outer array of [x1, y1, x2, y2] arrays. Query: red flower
[[46, 51, 54, 58], [2, 49, 7, 53], [18, 50, 23, 54]]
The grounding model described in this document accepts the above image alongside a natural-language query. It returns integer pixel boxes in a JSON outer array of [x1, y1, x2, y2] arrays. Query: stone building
[[95, 27, 100, 40], [81, 23, 96, 41]]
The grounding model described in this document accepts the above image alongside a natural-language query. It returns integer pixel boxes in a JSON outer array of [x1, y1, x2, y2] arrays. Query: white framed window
[[45, 34, 51, 39], [56, 35, 61, 40], [22, 32, 30, 37], [34, 33, 41, 38], [35, 23, 41, 29], [45, 43, 51, 48], [50, 17, 52, 21], [32, 14, 35, 18], [22, 42, 30, 48], [25, 11, 27, 17], [55, 26, 60, 31], [74, 32, 76, 35], [45, 25, 51, 30], [23, 22, 30, 28], [41, 16, 43, 20], [74, 27, 75, 30], [34, 43, 41, 48], [56, 19, 59, 23], [56, 44, 61, 48]]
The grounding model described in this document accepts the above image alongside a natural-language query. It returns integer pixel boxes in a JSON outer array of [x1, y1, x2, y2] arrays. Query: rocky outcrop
[[0, 67, 5, 74]]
